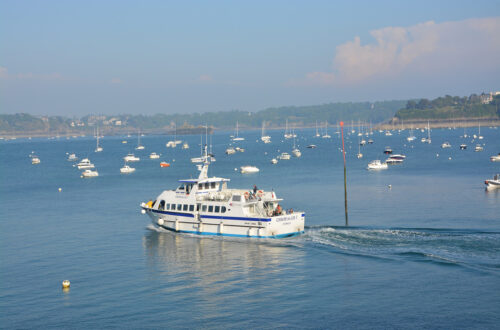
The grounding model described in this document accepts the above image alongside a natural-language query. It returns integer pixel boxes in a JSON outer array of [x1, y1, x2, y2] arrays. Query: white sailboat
[[232, 121, 245, 141], [95, 127, 103, 152], [292, 131, 301, 157], [284, 119, 293, 139], [315, 121, 320, 137], [322, 121, 331, 138], [136, 130, 145, 150], [261, 121, 271, 143]]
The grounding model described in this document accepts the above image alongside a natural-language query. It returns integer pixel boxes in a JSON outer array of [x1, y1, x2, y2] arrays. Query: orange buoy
[[160, 162, 170, 168]]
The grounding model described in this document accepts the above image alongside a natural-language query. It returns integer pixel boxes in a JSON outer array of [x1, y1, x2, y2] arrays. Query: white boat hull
[[143, 207, 305, 238]]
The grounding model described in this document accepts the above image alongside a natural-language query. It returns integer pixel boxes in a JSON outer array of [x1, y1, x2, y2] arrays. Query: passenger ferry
[[140, 148, 305, 238]]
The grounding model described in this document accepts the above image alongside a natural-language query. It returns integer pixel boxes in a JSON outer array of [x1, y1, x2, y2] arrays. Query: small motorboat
[[474, 144, 484, 152], [383, 147, 393, 154], [81, 169, 99, 178], [31, 156, 41, 165], [441, 142, 451, 148], [490, 153, 500, 162], [368, 139, 374, 144], [271, 158, 278, 164], [160, 162, 170, 168], [235, 147, 245, 153], [67, 153, 78, 161], [182, 142, 189, 149], [460, 144, 467, 150], [292, 148, 301, 158], [279, 152, 291, 160], [225, 147, 236, 155], [123, 153, 140, 162], [485, 174, 500, 190], [120, 165, 136, 174], [240, 165, 259, 174], [76, 158, 95, 169], [367, 160, 388, 170], [149, 152, 160, 159], [306, 144, 317, 149]]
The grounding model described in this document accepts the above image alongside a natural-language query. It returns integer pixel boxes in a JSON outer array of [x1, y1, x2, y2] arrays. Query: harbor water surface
[[1, 128, 500, 329]]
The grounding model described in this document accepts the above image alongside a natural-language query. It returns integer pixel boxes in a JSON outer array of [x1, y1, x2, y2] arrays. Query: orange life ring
[[244, 192, 249, 199]]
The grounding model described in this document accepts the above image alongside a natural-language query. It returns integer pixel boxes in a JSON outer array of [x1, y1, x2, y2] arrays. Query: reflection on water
[[143, 225, 306, 311]]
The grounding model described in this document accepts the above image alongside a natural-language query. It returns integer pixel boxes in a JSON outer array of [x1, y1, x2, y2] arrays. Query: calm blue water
[[1, 127, 500, 329]]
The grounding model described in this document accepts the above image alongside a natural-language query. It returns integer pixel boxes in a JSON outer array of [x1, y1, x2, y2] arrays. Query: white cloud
[[292, 17, 500, 86]]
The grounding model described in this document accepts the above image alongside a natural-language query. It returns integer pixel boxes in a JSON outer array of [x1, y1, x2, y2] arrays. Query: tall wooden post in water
[[340, 121, 348, 226]]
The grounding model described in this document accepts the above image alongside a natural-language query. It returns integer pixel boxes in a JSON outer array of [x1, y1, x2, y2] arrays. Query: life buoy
[[244, 192, 249, 199], [257, 190, 264, 197]]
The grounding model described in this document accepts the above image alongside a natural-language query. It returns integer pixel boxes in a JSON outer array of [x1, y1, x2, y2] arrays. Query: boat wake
[[303, 226, 500, 272]]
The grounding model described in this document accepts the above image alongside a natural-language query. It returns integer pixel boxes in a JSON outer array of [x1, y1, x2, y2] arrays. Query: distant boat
[[367, 160, 388, 170], [160, 162, 170, 168], [240, 165, 259, 174], [232, 121, 245, 141], [291, 132, 301, 157], [182, 142, 189, 149], [306, 144, 317, 149], [225, 147, 236, 155], [485, 174, 500, 190], [474, 144, 484, 152], [407, 127, 416, 142], [67, 153, 78, 161], [149, 152, 160, 159], [81, 169, 99, 178], [271, 158, 278, 164], [460, 144, 467, 150], [95, 127, 103, 152], [322, 121, 331, 138], [124, 153, 140, 162], [441, 142, 451, 148], [120, 164, 136, 174], [31, 155, 41, 165], [279, 152, 291, 160], [315, 121, 320, 138], [490, 153, 500, 162], [135, 131, 145, 150], [76, 158, 94, 169], [386, 154, 405, 164], [261, 121, 271, 143], [384, 146, 393, 154]]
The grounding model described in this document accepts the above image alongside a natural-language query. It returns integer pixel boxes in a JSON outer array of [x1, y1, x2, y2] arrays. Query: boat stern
[[267, 212, 305, 238]]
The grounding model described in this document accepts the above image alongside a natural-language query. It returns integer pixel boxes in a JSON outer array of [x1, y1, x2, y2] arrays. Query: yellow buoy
[[62, 280, 70, 289]]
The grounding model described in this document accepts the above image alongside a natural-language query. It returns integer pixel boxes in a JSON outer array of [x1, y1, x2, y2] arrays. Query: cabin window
[[221, 206, 226, 213], [208, 205, 214, 212], [177, 204, 182, 211], [178, 185, 185, 190], [211, 182, 216, 189], [183, 204, 188, 211], [189, 205, 194, 212], [202, 205, 207, 212], [205, 182, 210, 189], [158, 200, 165, 210], [232, 195, 241, 202], [198, 183, 203, 190], [215, 206, 220, 213], [166, 203, 170, 210]]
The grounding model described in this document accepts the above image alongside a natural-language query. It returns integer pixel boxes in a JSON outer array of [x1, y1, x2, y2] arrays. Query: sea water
[[1, 127, 499, 329]]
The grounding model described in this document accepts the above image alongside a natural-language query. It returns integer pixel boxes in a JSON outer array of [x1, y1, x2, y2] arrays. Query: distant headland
[[1, 92, 499, 138]]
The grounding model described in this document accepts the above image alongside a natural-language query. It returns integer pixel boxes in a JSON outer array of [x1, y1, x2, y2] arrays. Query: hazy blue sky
[[1, 0, 499, 116]]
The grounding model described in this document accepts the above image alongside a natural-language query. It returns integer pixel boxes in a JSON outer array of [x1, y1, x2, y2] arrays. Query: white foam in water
[[303, 226, 500, 270]]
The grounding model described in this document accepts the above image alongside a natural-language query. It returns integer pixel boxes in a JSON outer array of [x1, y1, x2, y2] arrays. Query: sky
[[1, 0, 499, 116]]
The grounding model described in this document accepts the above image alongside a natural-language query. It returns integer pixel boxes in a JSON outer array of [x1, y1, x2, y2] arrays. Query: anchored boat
[[140, 147, 305, 238]]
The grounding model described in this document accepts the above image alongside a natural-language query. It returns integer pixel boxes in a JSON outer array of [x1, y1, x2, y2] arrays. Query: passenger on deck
[[253, 185, 258, 194]]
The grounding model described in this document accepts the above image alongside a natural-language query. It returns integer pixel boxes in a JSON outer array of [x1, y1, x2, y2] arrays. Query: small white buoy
[[449, 157, 452, 160], [436, 153, 439, 157], [388, 184, 392, 189], [62, 280, 70, 289], [141, 209, 146, 214], [157, 218, 164, 226], [234, 168, 238, 171], [58, 187, 62, 192]]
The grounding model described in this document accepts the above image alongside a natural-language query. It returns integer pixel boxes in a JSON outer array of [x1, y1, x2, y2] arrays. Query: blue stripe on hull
[[155, 224, 304, 239], [148, 208, 273, 222]]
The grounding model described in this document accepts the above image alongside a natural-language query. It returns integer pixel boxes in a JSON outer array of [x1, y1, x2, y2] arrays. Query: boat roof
[[179, 177, 230, 184]]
